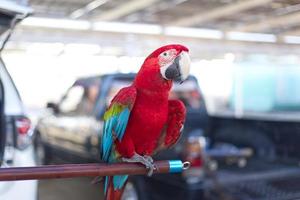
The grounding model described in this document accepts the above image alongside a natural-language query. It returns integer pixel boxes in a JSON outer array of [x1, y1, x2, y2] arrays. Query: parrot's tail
[[104, 176, 128, 200]]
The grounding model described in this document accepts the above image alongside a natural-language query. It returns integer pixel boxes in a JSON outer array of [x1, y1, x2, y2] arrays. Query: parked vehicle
[[35, 73, 213, 199], [207, 64, 300, 199], [0, 2, 37, 200]]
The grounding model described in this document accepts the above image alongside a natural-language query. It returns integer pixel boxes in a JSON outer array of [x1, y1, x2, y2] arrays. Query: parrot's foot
[[122, 153, 156, 176], [143, 155, 154, 164]]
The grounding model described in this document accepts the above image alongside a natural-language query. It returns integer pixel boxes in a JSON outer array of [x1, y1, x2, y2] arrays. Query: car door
[[45, 81, 101, 159]]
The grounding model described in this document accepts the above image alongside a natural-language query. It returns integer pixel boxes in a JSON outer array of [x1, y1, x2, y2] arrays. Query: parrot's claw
[[146, 164, 155, 176], [122, 153, 156, 176], [143, 155, 156, 176], [143, 155, 154, 164]]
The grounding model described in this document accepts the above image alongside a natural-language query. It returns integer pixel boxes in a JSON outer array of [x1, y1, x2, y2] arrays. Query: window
[[59, 86, 85, 115], [59, 79, 101, 116], [106, 80, 131, 107], [0, 60, 23, 115]]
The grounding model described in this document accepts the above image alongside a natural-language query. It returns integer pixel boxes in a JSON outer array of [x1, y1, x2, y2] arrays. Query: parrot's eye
[[159, 49, 177, 67]]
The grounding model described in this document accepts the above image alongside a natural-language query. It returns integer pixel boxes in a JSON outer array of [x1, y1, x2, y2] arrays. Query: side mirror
[[46, 102, 59, 114]]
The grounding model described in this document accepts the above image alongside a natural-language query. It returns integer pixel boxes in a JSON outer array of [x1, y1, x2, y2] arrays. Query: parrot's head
[[135, 44, 191, 92]]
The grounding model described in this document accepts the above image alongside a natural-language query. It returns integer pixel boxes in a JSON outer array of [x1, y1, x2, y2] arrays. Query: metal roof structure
[[26, 0, 300, 36], [5, 0, 300, 57]]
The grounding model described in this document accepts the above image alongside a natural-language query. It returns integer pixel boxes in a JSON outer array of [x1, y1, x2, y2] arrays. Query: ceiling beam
[[11, 27, 300, 56], [170, 0, 273, 26], [92, 0, 160, 21], [69, 0, 108, 19], [281, 28, 300, 36], [234, 12, 300, 32]]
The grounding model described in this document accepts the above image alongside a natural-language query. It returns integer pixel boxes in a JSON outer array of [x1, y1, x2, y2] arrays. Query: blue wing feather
[[102, 115, 117, 161], [100, 86, 136, 193], [102, 109, 131, 193], [115, 108, 130, 141], [113, 175, 128, 190], [101, 108, 130, 162]]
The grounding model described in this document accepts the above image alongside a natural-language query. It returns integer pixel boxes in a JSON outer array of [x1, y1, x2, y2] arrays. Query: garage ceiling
[[4, 0, 300, 58], [27, 0, 300, 36]]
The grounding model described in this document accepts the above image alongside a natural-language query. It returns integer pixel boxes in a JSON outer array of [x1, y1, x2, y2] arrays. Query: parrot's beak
[[161, 51, 191, 82]]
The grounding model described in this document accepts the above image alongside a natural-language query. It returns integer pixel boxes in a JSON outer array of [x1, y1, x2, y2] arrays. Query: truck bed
[[205, 160, 300, 200]]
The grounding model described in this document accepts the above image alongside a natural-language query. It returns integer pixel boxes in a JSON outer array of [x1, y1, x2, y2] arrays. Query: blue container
[[230, 63, 300, 112], [230, 64, 276, 112], [274, 66, 300, 110]]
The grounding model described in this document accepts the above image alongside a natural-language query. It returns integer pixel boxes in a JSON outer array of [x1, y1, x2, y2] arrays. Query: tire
[[214, 126, 276, 161], [33, 133, 52, 165]]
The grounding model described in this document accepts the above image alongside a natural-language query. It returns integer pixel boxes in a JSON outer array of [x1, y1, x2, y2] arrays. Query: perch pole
[[0, 160, 190, 181]]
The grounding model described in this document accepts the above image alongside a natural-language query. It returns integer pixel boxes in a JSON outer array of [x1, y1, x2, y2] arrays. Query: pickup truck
[[206, 64, 300, 199]]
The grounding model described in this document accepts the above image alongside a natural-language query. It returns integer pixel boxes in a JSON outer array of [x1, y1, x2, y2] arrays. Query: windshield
[[59, 79, 100, 116], [106, 80, 132, 107]]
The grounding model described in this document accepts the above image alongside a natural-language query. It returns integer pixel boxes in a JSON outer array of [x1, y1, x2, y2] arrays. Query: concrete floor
[[38, 177, 104, 200]]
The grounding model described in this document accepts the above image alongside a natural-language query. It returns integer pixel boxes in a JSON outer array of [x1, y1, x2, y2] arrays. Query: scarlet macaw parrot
[[101, 44, 191, 200]]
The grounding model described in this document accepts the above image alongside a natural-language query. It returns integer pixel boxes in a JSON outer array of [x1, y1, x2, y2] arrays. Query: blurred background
[[5, 0, 300, 112], [2, 0, 300, 200]]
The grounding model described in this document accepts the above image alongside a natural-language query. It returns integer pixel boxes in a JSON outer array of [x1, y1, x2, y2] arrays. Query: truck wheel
[[214, 126, 276, 161], [34, 133, 52, 165]]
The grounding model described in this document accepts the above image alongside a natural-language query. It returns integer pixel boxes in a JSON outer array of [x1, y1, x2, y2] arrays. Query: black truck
[[205, 64, 300, 200]]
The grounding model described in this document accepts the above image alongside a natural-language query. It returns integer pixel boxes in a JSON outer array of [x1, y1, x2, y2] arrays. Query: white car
[[0, 1, 37, 200]]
